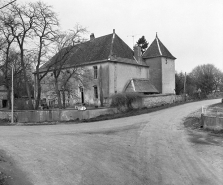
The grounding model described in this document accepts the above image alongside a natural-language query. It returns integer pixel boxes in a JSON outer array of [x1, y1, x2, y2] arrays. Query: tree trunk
[[55, 78, 62, 109], [35, 81, 41, 110], [62, 89, 66, 109], [35, 75, 42, 110], [5, 47, 10, 109], [20, 51, 33, 109], [35, 39, 43, 110], [6, 86, 11, 109]]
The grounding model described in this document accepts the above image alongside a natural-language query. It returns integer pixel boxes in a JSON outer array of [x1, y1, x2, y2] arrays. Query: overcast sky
[[18, 0, 223, 73]]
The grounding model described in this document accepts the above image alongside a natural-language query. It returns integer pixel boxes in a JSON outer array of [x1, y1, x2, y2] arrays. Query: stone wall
[[0, 110, 10, 120], [143, 94, 184, 108], [0, 94, 184, 124], [201, 114, 223, 131], [0, 108, 118, 124]]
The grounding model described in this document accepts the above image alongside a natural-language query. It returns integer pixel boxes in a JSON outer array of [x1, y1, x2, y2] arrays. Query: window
[[93, 86, 98, 99], [93, 66, 98, 79]]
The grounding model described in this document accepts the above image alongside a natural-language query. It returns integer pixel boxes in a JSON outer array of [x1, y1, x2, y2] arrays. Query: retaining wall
[[0, 108, 118, 124], [143, 94, 184, 108], [201, 114, 223, 131], [0, 94, 184, 124]]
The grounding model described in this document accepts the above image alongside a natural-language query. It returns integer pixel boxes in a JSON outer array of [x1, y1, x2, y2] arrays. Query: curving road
[[0, 99, 222, 185]]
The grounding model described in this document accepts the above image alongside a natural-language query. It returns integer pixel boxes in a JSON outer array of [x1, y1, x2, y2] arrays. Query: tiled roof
[[142, 35, 176, 60], [125, 78, 159, 93], [39, 32, 143, 72]]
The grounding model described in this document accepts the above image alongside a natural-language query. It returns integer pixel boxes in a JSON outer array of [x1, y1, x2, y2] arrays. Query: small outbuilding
[[124, 78, 159, 94]]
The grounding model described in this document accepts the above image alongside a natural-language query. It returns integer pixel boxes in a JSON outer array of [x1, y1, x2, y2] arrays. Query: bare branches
[[0, 0, 88, 109], [0, 0, 16, 10], [189, 64, 223, 94]]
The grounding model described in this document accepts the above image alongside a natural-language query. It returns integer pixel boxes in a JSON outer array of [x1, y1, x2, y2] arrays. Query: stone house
[[36, 30, 176, 106]]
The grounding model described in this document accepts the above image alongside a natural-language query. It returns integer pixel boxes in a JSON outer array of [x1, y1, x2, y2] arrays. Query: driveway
[[0, 99, 222, 185]]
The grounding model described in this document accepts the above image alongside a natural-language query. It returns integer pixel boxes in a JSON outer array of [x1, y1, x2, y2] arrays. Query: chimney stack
[[90, 33, 95, 40], [133, 45, 142, 62]]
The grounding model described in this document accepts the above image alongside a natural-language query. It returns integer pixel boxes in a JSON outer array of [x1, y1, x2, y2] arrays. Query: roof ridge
[[142, 35, 176, 60], [109, 32, 116, 57], [156, 37, 162, 55]]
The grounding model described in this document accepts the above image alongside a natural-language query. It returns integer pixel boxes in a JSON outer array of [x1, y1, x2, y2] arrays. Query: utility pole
[[184, 72, 187, 101], [11, 64, 14, 124]]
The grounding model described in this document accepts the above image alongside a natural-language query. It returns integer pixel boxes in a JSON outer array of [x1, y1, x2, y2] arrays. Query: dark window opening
[[93, 66, 98, 79], [79, 87, 84, 103], [94, 86, 98, 99], [2, 100, 7, 108]]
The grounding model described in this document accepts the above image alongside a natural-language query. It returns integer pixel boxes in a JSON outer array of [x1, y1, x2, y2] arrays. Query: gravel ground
[[0, 99, 222, 185]]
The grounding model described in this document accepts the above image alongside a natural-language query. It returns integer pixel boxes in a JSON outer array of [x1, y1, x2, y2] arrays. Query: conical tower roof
[[142, 34, 176, 60]]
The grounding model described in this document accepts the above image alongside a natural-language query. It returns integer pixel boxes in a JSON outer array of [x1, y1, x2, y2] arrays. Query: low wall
[[201, 114, 223, 131], [0, 108, 118, 124], [0, 94, 184, 124], [0, 110, 10, 120], [143, 94, 184, 108]]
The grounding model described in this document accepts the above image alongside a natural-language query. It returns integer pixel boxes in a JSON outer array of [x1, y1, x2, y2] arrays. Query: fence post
[[201, 113, 204, 127]]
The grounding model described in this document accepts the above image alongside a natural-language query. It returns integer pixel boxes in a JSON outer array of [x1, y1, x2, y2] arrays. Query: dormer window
[[93, 66, 98, 79]]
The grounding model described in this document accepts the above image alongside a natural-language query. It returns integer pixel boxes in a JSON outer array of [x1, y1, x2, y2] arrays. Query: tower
[[142, 34, 176, 94]]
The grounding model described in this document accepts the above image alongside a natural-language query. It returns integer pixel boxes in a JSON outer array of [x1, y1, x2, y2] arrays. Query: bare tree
[[0, 12, 15, 108], [46, 26, 87, 109], [4, 2, 36, 109], [189, 64, 223, 95], [30, 1, 59, 109], [59, 67, 91, 108], [0, 0, 16, 9], [0, 49, 32, 103]]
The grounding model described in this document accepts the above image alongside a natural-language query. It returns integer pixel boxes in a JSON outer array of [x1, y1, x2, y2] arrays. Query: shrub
[[110, 93, 143, 111], [15, 99, 31, 110]]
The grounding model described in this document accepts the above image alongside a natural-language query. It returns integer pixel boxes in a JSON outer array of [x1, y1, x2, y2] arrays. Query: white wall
[[161, 57, 175, 94], [109, 62, 149, 94], [40, 62, 150, 106]]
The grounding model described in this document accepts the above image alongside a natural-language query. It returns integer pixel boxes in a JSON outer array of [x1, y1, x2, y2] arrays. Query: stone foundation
[[201, 114, 223, 131]]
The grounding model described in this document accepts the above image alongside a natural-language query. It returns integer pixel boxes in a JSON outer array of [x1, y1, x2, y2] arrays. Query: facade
[[36, 30, 176, 106]]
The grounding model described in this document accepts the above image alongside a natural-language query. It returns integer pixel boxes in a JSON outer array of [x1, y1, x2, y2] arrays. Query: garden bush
[[110, 93, 143, 111], [15, 99, 31, 110]]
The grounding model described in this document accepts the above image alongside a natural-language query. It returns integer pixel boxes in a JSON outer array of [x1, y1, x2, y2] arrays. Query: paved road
[[0, 99, 222, 185]]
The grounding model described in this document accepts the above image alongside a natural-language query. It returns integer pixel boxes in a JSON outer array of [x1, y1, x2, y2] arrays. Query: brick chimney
[[133, 45, 142, 62], [90, 33, 95, 40]]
